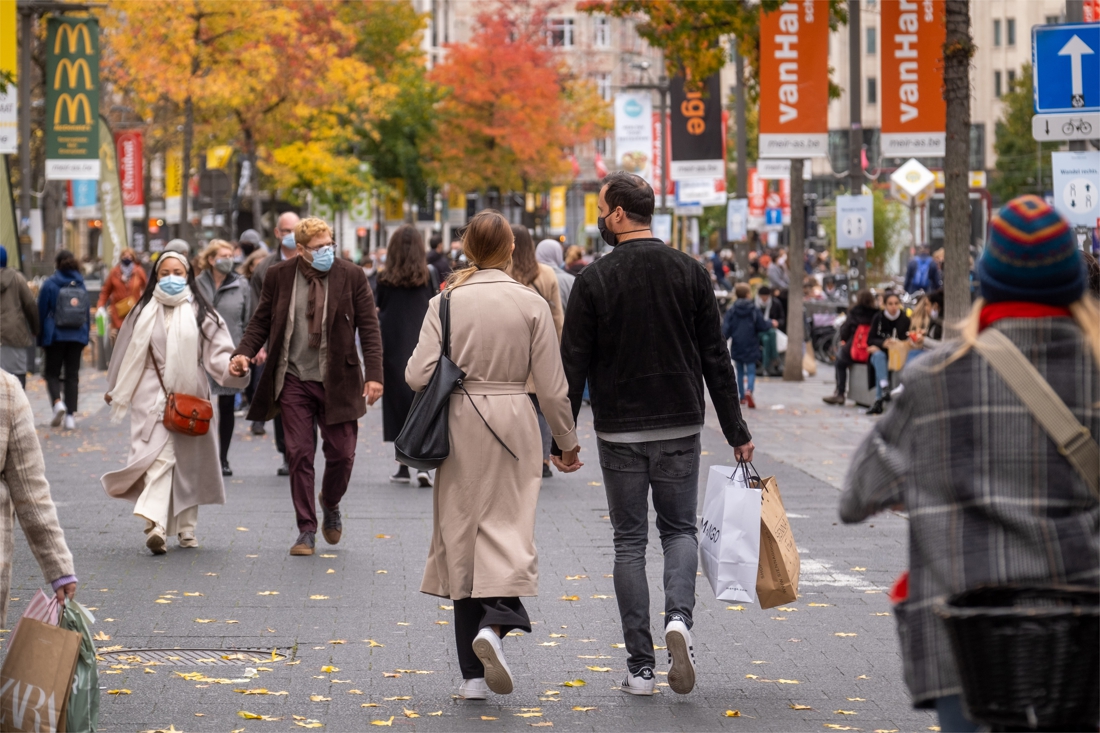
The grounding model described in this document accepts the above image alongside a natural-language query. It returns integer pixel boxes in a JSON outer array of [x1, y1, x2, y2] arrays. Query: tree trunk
[[783, 158, 805, 382], [943, 0, 973, 332], [179, 95, 193, 248]]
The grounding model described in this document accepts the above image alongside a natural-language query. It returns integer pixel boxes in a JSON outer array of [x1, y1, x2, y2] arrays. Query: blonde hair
[[198, 239, 233, 270], [909, 296, 933, 334], [295, 217, 333, 246], [944, 296, 1100, 367], [447, 210, 514, 290]]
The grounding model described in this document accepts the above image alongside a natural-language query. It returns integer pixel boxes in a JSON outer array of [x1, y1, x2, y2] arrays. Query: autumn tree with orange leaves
[[423, 0, 611, 194]]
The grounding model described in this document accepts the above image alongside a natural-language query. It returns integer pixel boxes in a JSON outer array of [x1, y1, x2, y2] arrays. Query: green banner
[[97, 116, 127, 265], [45, 16, 99, 180]]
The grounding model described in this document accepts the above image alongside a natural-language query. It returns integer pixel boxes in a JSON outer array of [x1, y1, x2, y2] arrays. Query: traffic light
[[356, 227, 368, 251]]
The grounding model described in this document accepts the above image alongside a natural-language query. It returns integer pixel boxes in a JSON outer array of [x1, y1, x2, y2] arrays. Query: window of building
[[1007, 18, 1016, 46], [993, 19, 1001, 47], [595, 137, 609, 156], [866, 77, 877, 104], [595, 72, 612, 102], [866, 27, 876, 54], [593, 16, 610, 47], [547, 17, 574, 48], [994, 70, 1002, 98], [969, 123, 985, 171], [1007, 68, 1016, 90], [1045, 15, 1061, 24]]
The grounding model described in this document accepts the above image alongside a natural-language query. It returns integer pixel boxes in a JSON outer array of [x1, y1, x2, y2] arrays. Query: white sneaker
[[665, 617, 696, 694], [620, 667, 656, 696], [457, 677, 489, 700], [145, 527, 167, 555], [51, 401, 67, 427], [63, 415, 75, 430], [471, 628, 514, 695], [417, 470, 432, 488]]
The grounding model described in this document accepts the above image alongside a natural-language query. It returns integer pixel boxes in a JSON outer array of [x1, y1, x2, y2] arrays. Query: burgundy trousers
[[279, 373, 358, 533]]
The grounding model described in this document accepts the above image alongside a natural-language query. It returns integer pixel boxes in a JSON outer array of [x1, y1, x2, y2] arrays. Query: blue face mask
[[157, 274, 188, 296], [310, 245, 335, 272], [282, 233, 296, 250]]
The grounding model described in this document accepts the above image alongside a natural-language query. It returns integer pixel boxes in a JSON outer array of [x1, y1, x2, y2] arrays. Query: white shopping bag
[[775, 329, 789, 354], [699, 464, 762, 603]]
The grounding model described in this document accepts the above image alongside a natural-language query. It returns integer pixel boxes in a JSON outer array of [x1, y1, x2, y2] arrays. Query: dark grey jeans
[[597, 434, 701, 674]]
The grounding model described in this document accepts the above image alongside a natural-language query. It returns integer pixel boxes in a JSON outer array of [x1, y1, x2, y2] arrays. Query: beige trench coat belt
[[458, 381, 528, 395]]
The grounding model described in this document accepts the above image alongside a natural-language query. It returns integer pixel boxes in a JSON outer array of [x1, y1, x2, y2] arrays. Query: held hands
[[734, 440, 755, 463], [364, 381, 383, 406], [55, 582, 76, 603], [253, 347, 267, 366], [551, 447, 583, 473], [229, 355, 251, 377]]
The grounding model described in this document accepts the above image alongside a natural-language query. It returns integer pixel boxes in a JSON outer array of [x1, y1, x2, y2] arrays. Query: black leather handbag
[[394, 291, 516, 471]]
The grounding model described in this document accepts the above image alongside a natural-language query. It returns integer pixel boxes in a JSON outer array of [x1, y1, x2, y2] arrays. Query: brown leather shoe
[[321, 503, 342, 545], [822, 392, 846, 405], [290, 531, 316, 556], [744, 391, 756, 409]]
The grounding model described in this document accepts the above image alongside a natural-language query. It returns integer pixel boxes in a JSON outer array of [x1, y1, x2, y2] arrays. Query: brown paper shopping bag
[[756, 476, 801, 609], [0, 617, 81, 732], [888, 341, 911, 372]]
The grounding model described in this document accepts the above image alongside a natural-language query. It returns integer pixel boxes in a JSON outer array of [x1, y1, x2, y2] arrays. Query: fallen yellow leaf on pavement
[[529, 723, 553, 728], [572, 706, 596, 712], [326, 569, 335, 574], [257, 591, 279, 596], [847, 697, 866, 701], [777, 607, 799, 612], [591, 595, 613, 599], [850, 567, 866, 572], [294, 721, 322, 729], [481, 716, 497, 721], [560, 679, 585, 687], [726, 605, 745, 611], [309, 695, 331, 702], [539, 642, 559, 647], [585, 666, 611, 672], [184, 592, 203, 596], [724, 710, 741, 717], [560, 595, 579, 601], [361, 703, 379, 707], [834, 710, 858, 715], [369, 718, 393, 727], [320, 666, 339, 673], [835, 633, 858, 637], [154, 599, 171, 604], [319, 554, 337, 558], [514, 712, 541, 718], [871, 612, 890, 616], [375, 534, 391, 539], [439, 605, 453, 610], [394, 669, 433, 674], [790, 704, 814, 710], [194, 619, 216, 624], [549, 633, 566, 638], [236, 527, 249, 532], [403, 708, 419, 718], [856, 675, 870, 680], [427, 711, 442, 716], [874, 729, 900, 732], [328, 640, 346, 645], [383, 696, 411, 701], [237, 711, 282, 721], [285, 660, 301, 666], [610, 643, 625, 648], [93, 631, 110, 641], [565, 575, 587, 580], [364, 639, 384, 647], [347, 690, 363, 695], [808, 603, 832, 607], [107, 689, 131, 695], [434, 620, 448, 625], [823, 726, 858, 731]]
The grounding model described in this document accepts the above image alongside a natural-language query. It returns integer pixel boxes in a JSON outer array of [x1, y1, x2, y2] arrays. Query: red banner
[[115, 130, 143, 212], [1085, 0, 1100, 22]]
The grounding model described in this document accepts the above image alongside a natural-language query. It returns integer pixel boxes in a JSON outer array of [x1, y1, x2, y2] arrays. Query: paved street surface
[[9, 366, 936, 732]]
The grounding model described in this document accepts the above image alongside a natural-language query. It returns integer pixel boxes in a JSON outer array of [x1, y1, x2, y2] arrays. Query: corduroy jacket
[[839, 317, 1099, 708], [559, 238, 751, 448]]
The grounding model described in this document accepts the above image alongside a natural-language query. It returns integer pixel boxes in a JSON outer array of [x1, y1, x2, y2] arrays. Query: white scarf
[[108, 284, 202, 423]]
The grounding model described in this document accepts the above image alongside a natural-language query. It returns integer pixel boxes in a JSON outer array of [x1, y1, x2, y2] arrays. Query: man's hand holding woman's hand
[[229, 355, 251, 377], [551, 447, 583, 473]]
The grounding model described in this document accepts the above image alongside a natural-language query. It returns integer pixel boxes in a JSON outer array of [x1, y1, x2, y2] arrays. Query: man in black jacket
[[555, 172, 754, 698]]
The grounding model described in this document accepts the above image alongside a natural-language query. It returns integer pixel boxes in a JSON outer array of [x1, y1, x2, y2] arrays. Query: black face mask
[[597, 216, 616, 247], [120, 258, 133, 266]]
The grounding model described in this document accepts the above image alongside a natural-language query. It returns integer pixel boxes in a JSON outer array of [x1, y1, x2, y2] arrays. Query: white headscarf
[[108, 251, 203, 422], [536, 239, 565, 270]]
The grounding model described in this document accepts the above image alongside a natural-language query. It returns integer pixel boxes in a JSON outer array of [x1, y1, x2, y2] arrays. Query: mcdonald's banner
[[45, 16, 100, 180], [383, 179, 405, 222], [97, 116, 128, 265], [758, 0, 829, 159], [0, 0, 16, 155]]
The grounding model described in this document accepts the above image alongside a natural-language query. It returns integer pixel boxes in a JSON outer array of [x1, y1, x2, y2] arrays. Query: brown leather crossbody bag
[[147, 344, 213, 436]]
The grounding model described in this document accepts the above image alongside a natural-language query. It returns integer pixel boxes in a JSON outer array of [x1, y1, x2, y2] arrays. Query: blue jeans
[[935, 695, 978, 732], [734, 361, 756, 399], [870, 350, 889, 399], [597, 435, 701, 674]]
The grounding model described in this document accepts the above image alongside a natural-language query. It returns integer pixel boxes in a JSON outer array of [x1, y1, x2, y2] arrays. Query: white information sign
[[613, 93, 654, 184], [726, 198, 748, 242], [1050, 151, 1100, 228], [835, 194, 874, 251]]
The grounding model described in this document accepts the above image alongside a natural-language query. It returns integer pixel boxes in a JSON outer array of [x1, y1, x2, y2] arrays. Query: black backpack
[[54, 280, 88, 329]]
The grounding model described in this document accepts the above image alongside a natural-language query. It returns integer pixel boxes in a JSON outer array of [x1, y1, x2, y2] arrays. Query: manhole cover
[[98, 648, 286, 666]]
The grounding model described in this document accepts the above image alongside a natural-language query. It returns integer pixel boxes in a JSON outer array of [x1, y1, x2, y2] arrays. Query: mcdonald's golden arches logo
[[54, 93, 92, 126], [54, 58, 92, 90], [53, 23, 93, 55]]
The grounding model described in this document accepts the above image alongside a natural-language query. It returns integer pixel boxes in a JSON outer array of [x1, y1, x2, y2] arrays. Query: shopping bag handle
[[734, 459, 762, 486]]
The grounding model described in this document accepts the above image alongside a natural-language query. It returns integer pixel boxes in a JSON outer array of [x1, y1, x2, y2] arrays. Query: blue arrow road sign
[[1033, 24, 1100, 114]]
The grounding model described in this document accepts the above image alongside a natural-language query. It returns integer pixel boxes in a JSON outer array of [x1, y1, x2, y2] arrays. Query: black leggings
[[453, 597, 531, 680], [44, 342, 83, 412], [218, 395, 235, 463]]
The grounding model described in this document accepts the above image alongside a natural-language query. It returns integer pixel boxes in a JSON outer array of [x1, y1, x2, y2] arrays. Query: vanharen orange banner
[[880, 0, 946, 157], [758, 0, 830, 158]]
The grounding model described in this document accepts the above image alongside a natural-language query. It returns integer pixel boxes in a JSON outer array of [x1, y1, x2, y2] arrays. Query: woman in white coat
[[101, 251, 247, 554]]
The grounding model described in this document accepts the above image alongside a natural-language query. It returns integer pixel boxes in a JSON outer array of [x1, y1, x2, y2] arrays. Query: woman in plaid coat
[[839, 197, 1099, 732]]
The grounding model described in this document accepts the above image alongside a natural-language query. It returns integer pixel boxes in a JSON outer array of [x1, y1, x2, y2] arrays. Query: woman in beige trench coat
[[101, 251, 247, 555], [406, 210, 581, 700]]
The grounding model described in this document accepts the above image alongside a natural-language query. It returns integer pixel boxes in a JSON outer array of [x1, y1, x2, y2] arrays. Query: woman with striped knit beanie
[[838, 195, 1098, 732]]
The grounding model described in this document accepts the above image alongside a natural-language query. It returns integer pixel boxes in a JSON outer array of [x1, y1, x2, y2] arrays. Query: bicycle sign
[[1032, 111, 1100, 142]]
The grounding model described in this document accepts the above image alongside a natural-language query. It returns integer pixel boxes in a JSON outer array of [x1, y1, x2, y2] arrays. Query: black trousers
[[453, 597, 531, 680], [218, 395, 235, 463], [835, 349, 853, 395], [44, 342, 83, 412]]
